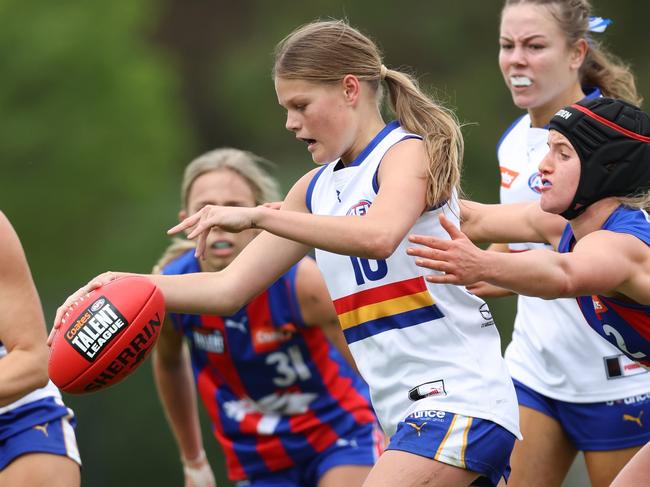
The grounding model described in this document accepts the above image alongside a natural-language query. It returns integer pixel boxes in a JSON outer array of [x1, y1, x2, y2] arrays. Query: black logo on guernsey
[[408, 380, 447, 401], [65, 297, 128, 361]]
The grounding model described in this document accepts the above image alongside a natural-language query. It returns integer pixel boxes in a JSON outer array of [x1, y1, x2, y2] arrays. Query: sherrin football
[[48, 276, 165, 394]]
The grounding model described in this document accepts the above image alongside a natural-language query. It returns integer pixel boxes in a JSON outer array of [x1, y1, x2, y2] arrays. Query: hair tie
[[379, 64, 388, 80], [588, 16, 612, 33]]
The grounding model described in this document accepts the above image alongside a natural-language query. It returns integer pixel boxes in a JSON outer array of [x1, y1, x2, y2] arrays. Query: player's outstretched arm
[[459, 199, 565, 247], [0, 212, 49, 405], [408, 214, 645, 300], [152, 318, 216, 487], [170, 140, 430, 261], [465, 244, 515, 298]]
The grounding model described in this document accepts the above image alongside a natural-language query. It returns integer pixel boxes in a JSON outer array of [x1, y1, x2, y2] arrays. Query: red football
[[48, 275, 165, 394]]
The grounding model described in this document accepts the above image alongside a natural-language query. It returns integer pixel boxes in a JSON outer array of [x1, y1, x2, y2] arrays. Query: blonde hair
[[273, 19, 463, 207], [619, 190, 650, 212], [502, 0, 642, 105], [153, 148, 282, 273]]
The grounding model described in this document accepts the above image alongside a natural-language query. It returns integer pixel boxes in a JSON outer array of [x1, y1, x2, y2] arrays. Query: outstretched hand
[[48, 271, 128, 346], [407, 214, 487, 285], [167, 205, 258, 259]]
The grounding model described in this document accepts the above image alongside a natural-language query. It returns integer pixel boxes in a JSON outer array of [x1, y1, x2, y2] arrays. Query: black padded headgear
[[548, 97, 650, 219]]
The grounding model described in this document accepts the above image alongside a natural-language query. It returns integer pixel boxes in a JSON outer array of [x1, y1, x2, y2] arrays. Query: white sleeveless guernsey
[[498, 113, 650, 401], [308, 122, 520, 438], [0, 343, 64, 415]]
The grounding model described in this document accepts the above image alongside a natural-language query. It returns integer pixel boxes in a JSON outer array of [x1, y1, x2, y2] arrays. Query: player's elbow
[[25, 348, 49, 391], [363, 232, 400, 260]]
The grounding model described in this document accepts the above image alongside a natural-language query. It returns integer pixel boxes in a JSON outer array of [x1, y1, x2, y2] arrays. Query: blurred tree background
[[0, 1, 647, 485]]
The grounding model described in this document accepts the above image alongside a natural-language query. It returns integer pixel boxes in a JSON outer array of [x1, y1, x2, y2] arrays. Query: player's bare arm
[[460, 199, 566, 248], [0, 212, 49, 405], [171, 140, 429, 261], [409, 214, 649, 301]]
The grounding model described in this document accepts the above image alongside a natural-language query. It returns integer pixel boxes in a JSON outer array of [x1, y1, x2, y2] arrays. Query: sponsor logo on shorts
[[33, 423, 49, 437], [623, 411, 644, 427], [83, 312, 162, 392], [406, 421, 427, 436], [607, 392, 650, 406], [192, 329, 225, 353], [347, 200, 372, 216], [500, 167, 519, 188], [65, 297, 128, 361], [408, 380, 447, 401], [405, 410, 447, 434]]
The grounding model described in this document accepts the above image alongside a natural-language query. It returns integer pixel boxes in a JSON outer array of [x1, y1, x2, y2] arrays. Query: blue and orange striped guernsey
[[334, 276, 444, 344], [163, 250, 378, 482]]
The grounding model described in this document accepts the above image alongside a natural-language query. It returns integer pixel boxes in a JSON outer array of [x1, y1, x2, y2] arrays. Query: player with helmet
[[151, 147, 381, 487], [0, 212, 81, 486], [463, 1, 650, 486], [408, 96, 650, 487]]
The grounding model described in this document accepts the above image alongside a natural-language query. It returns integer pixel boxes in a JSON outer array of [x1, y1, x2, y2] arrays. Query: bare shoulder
[[380, 137, 427, 176], [574, 229, 650, 301]]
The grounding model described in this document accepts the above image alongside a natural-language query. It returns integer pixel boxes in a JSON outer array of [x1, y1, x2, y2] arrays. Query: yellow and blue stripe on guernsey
[[334, 276, 444, 343]]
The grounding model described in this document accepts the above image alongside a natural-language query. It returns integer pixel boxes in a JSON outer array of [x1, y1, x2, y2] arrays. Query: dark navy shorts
[[235, 422, 382, 487], [0, 396, 81, 469], [386, 410, 516, 487], [514, 378, 650, 451]]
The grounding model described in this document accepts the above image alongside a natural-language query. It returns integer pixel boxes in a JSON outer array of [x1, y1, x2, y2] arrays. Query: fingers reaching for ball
[[48, 271, 125, 346]]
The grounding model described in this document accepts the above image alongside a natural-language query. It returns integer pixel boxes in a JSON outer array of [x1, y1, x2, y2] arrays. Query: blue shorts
[[387, 410, 516, 487], [514, 379, 650, 451], [235, 422, 382, 487], [0, 396, 81, 470]]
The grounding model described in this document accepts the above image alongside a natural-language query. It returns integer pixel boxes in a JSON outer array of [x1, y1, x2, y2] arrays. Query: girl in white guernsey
[[53, 20, 519, 487], [0, 212, 81, 486], [463, 1, 650, 486]]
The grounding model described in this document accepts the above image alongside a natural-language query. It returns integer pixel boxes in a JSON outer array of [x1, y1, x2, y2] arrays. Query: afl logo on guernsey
[[347, 200, 372, 216], [528, 172, 543, 194]]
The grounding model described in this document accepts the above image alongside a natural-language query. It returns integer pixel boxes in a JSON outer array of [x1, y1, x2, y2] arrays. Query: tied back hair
[[273, 19, 464, 208], [503, 0, 641, 105], [153, 148, 281, 273]]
